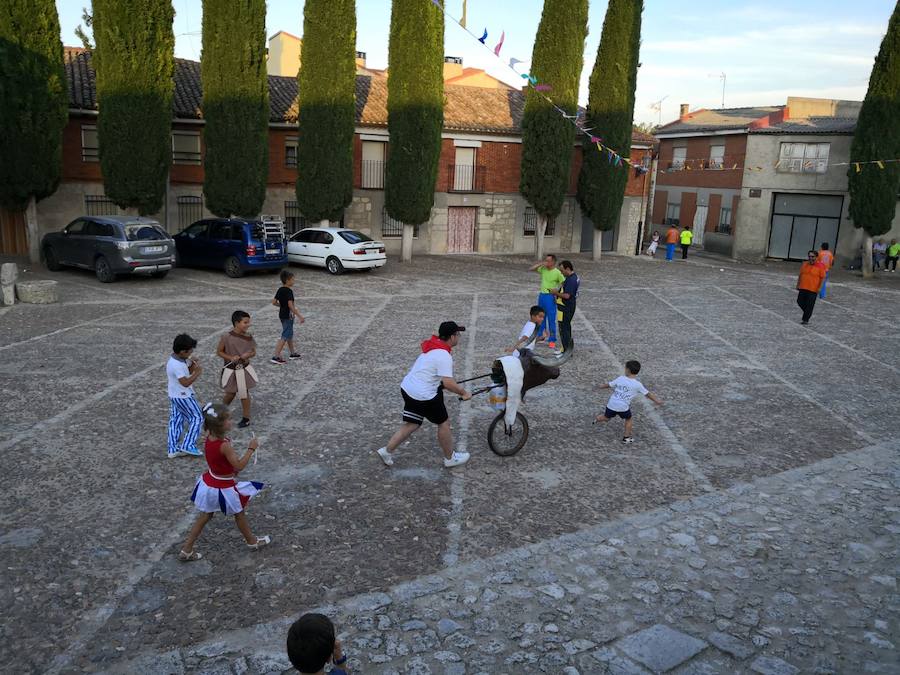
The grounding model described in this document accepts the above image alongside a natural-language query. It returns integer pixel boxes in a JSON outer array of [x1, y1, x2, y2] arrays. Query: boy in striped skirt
[[166, 334, 204, 458]]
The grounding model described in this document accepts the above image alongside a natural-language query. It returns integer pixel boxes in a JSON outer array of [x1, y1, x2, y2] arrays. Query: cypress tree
[[92, 0, 174, 215], [295, 0, 357, 224], [0, 0, 68, 211], [520, 0, 589, 260], [847, 2, 900, 278], [385, 0, 444, 261], [577, 0, 643, 261], [202, 0, 269, 218]]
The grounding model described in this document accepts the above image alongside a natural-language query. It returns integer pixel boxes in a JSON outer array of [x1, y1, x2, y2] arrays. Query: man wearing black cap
[[376, 321, 472, 468]]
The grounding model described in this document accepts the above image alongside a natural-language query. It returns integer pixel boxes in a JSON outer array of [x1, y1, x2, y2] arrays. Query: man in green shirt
[[887, 239, 900, 272], [529, 254, 566, 348]]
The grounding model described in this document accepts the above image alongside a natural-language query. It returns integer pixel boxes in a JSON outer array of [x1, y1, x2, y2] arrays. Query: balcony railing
[[361, 160, 385, 189], [447, 164, 486, 193]]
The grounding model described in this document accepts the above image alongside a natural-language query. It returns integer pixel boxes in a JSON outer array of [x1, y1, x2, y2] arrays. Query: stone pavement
[[1, 251, 898, 673]]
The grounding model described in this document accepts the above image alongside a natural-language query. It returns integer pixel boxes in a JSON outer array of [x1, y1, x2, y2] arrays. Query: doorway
[[767, 193, 842, 260], [448, 206, 478, 253], [580, 214, 614, 252], [0, 207, 28, 256]]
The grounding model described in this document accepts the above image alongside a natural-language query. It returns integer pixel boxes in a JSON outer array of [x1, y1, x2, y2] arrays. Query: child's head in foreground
[[287, 613, 336, 673]]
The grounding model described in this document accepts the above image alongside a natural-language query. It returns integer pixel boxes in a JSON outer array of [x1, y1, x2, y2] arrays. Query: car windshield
[[125, 224, 168, 241], [338, 230, 374, 245]]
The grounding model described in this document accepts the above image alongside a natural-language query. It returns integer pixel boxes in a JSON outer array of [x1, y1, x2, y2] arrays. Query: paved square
[[1, 252, 898, 673]]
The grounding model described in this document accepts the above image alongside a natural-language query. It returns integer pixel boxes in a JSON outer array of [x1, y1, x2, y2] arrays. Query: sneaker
[[547, 341, 556, 349], [622, 436, 635, 444], [270, 356, 287, 365], [376, 447, 394, 466], [247, 535, 271, 551], [289, 352, 302, 360], [167, 450, 187, 459], [181, 446, 204, 457], [238, 418, 251, 428], [443, 451, 470, 468]]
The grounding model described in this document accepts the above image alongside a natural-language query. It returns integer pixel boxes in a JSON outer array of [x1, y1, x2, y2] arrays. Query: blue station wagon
[[173, 218, 288, 277]]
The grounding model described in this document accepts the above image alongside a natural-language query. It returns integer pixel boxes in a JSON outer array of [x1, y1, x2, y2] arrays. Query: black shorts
[[604, 407, 632, 420], [401, 387, 448, 426]]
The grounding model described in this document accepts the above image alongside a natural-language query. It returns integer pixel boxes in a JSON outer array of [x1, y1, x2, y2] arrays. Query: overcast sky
[[55, 0, 894, 126]]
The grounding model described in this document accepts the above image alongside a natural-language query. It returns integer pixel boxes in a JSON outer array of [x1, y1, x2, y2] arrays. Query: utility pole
[[649, 95, 668, 125], [708, 72, 726, 108]]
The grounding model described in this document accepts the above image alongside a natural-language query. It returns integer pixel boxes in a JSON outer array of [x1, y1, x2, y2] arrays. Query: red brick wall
[[652, 189, 668, 224], [62, 117, 102, 182], [656, 135, 746, 190], [269, 128, 298, 186], [481, 141, 523, 193], [169, 122, 204, 185], [707, 193, 722, 232], [681, 192, 697, 230]]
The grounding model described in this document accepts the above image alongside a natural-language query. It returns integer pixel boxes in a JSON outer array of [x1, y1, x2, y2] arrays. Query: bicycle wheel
[[487, 411, 529, 456]]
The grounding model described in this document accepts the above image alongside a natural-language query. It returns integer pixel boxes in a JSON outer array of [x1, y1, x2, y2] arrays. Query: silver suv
[[42, 216, 176, 282]]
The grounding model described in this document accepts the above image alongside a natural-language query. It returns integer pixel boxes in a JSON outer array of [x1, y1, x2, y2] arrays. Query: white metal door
[[693, 205, 708, 247]]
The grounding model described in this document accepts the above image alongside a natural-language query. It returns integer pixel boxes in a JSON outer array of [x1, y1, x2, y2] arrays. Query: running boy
[[286, 613, 350, 674], [166, 333, 204, 458], [506, 305, 546, 356], [595, 360, 662, 444], [271, 270, 305, 364]]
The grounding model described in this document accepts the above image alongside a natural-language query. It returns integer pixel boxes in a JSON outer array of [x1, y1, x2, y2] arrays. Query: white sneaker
[[376, 447, 394, 466], [443, 451, 470, 468]]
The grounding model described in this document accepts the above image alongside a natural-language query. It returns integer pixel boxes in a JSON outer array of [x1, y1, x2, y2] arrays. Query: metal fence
[[523, 207, 555, 237], [84, 195, 120, 216], [381, 208, 419, 238]]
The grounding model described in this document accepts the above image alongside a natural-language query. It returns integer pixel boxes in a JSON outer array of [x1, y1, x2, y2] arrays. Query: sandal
[[178, 549, 202, 562], [247, 535, 271, 551]]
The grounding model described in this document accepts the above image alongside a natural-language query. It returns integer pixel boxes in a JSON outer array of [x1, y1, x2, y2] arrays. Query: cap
[[438, 321, 466, 339]]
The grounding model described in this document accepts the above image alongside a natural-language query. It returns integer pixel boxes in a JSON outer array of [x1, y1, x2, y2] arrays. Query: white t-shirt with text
[[167, 356, 194, 398], [401, 349, 454, 401], [606, 375, 648, 412]]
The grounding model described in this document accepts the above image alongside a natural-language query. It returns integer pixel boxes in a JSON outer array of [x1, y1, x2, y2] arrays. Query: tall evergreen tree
[[520, 0, 589, 260], [92, 0, 174, 215], [295, 0, 356, 225], [385, 0, 444, 261], [577, 0, 643, 261], [848, 2, 900, 278], [0, 0, 68, 213], [202, 0, 269, 218]]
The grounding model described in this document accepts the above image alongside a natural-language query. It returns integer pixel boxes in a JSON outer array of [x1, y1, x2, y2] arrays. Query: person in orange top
[[796, 250, 827, 325], [816, 242, 834, 299], [664, 224, 680, 261]]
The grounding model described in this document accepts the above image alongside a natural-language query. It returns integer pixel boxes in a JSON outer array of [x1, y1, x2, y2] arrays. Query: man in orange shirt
[[816, 242, 834, 299], [664, 224, 680, 261], [796, 250, 827, 325]]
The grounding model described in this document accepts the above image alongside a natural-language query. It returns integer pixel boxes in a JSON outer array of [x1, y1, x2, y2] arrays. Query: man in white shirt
[[376, 322, 472, 468], [166, 333, 204, 458], [594, 360, 662, 444]]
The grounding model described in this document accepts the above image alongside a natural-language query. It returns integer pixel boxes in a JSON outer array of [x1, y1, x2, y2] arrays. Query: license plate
[[141, 246, 164, 254], [265, 248, 279, 255]]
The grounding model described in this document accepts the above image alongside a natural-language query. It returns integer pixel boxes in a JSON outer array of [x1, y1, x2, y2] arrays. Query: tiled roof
[[750, 116, 857, 135], [656, 106, 783, 135], [64, 48, 654, 143]]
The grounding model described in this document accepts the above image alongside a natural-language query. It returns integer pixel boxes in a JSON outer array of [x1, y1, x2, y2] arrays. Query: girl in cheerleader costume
[[178, 403, 270, 561]]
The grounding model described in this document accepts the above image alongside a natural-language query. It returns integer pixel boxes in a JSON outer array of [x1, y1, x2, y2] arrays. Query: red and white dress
[[190, 437, 264, 515]]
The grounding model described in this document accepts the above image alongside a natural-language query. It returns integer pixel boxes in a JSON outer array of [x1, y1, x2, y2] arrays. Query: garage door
[[767, 193, 842, 261], [0, 207, 28, 256]]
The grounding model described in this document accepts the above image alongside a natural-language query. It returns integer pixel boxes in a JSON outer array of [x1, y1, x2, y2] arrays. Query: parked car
[[286, 228, 386, 275], [173, 217, 288, 278], [42, 216, 175, 283]]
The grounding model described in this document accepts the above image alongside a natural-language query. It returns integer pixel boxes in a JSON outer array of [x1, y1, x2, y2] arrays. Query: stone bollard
[[16, 280, 59, 304], [1, 263, 17, 306]]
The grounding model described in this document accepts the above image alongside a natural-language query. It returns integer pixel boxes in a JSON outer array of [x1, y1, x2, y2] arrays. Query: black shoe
[[238, 417, 251, 428]]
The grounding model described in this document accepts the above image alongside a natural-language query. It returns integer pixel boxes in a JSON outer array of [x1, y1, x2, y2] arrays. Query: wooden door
[[0, 207, 28, 256], [447, 206, 477, 253]]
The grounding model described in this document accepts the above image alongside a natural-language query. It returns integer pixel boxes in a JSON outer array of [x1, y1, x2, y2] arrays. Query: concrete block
[[16, 280, 58, 304]]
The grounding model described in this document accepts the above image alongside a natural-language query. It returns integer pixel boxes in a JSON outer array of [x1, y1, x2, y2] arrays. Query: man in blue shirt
[[551, 260, 580, 352]]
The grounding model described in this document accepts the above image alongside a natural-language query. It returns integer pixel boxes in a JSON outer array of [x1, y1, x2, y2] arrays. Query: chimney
[[679, 103, 690, 119], [355, 50, 366, 68], [443, 55, 464, 79]]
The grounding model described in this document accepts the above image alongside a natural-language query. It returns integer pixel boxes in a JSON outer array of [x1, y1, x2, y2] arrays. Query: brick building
[[3, 48, 655, 261]]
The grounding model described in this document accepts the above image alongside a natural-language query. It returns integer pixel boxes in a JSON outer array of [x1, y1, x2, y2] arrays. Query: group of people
[[873, 238, 900, 272], [645, 224, 694, 261]]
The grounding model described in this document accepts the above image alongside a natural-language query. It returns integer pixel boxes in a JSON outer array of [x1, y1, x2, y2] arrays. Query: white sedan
[[286, 227, 387, 275]]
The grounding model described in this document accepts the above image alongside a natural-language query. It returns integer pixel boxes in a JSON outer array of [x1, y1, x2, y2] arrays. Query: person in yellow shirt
[[887, 239, 900, 272], [679, 226, 693, 259], [816, 242, 834, 298]]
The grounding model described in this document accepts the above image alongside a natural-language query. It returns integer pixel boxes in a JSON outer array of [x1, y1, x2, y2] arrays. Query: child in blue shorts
[[271, 270, 305, 364], [595, 360, 663, 444]]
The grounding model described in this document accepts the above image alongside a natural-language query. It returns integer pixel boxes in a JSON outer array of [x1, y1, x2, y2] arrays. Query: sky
[[55, 0, 894, 126]]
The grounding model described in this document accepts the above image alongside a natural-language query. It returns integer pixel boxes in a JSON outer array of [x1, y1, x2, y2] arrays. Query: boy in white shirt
[[506, 305, 547, 356], [166, 333, 204, 458], [595, 360, 662, 444]]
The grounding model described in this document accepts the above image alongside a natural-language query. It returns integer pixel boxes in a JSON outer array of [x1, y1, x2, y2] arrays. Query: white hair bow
[[202, 403, 217, 418]]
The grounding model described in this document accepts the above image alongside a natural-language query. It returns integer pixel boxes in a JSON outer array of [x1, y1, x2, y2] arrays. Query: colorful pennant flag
[[460, 0, 467, 28], [855, 163, 861, 173], [877, 160, 885, 169], [432, 0, 443, 8], [509, 57, 524, 70], [534, 84, 552, 91], [494, 30, 505, 56], [478, 28, 487, 44]]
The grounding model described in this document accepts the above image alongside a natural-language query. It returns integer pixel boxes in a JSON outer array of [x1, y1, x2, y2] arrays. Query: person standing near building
[[528, 255, 566, 349], [679, 225, 693, 259], [551, 260, 580, 353], [873, 239, 887, 270], [816, 242, 834, 298], [887, 239, 900, 272], [665, 224, 680, 261], [796, 250, 827, 325]]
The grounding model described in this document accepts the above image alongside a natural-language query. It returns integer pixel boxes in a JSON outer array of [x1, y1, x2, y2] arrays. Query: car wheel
[[44, 246, 62, 271], [224, 256, 244, 278], [326, 256, 344, 275], [95, 255, 116, 283], [151, 271, 169, 279]]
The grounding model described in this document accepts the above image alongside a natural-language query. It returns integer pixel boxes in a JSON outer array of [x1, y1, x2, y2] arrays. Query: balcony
[[361, 160, 385, 189], [447, 163, 486, 193]]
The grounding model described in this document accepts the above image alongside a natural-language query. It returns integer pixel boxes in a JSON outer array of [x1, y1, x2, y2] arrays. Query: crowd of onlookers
[[848, 238, 900, 271]]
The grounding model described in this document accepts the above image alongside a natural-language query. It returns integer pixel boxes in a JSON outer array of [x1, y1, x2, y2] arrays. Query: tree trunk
[[319, 218, 330, 228], [534, 214, 547, 260], [26, 196, 40, 265], [401, 223, 413, 262], [861, 234, 873, 279], [592, 228, 603, 261]]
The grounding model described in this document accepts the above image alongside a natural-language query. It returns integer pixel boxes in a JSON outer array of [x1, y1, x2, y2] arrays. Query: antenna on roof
[[649, 95, 668, 125], [708, 72, 726, 108]]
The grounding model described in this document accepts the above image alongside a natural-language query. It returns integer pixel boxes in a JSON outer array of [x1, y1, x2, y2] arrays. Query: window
[[778, 142, 829, 174], [709, 144, 725, 170], [65, 219, 88, 234], [361, 141, 386, 189], [523, 207, 556, 237], [453, 147, 477, 191], [338, 230, 374, 245], [290, 230, 315, 243], [284, 201, 308, 235], [84, 195, 120, 216], [172, 131, 201, 165], [82, 125, 99, 162], [176, 196, 203, 233], [671, 147, 686, 170], [718, 206, 732, 234], [182, 221, 208, 239], [285, 136, 298, 168], [382, 208, 419, 238], [209, 221, 240, 241], [665, 203, 680, 226], [125, 224, 168, 241], [84, 220, 115, 237]]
